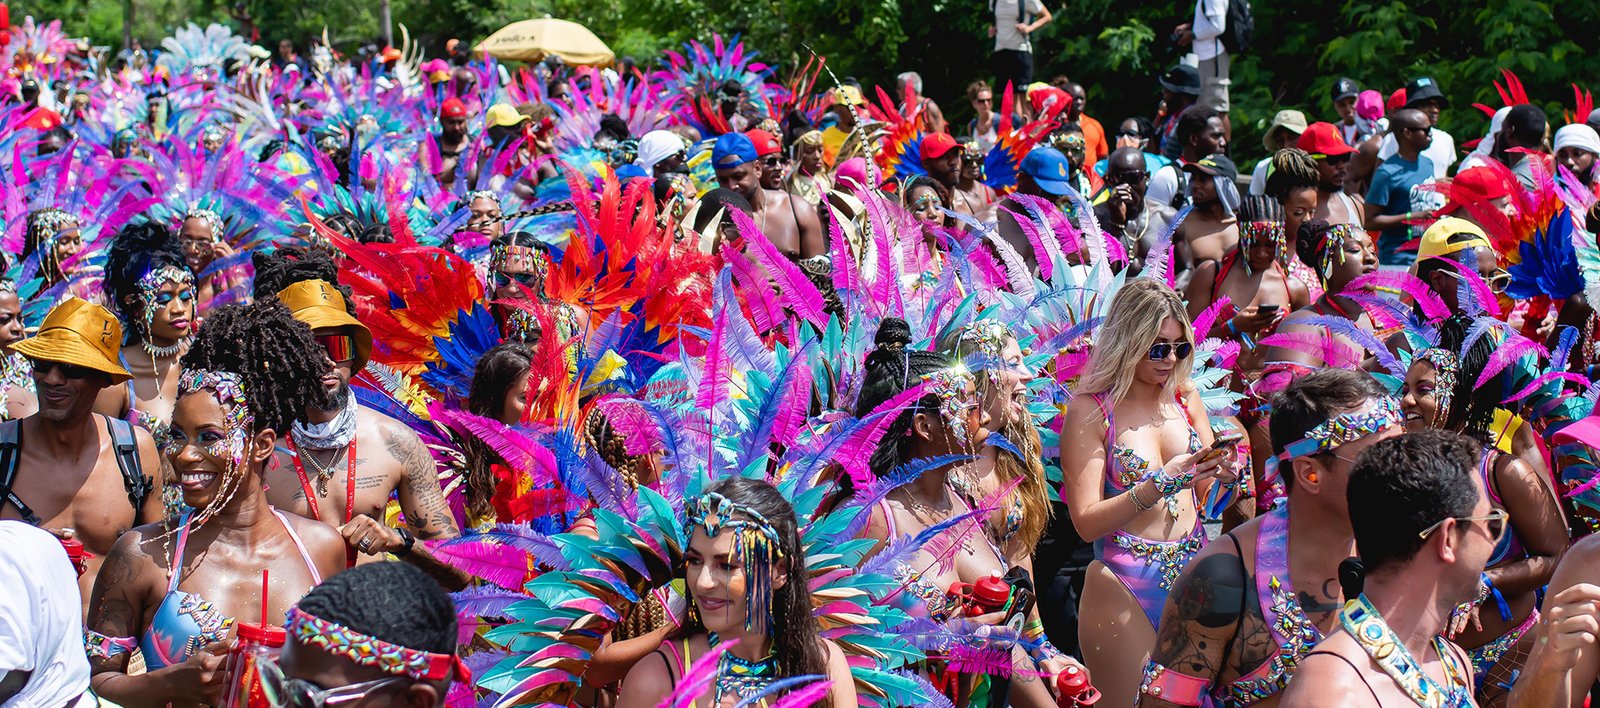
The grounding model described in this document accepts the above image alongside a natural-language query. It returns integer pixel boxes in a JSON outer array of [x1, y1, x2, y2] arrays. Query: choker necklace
[[143, 337, 189, 359], [708, 632, 779, 706], [1341, 594, 1472, 708]]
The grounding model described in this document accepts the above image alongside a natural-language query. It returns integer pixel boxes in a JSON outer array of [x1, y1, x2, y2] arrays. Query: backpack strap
[[0, 420, 37, 525], [104, 416, 152, 524]]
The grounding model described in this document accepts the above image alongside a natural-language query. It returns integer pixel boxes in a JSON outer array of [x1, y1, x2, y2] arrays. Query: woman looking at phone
[[1061, 278, 1236, 706]]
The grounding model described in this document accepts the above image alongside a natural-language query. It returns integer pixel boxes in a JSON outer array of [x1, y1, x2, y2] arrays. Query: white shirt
[[1192, 0, 1227, 61], [993, 0, 1046, 53], [1380, 127, 1457, 179], [0, 522, 92, 708], [1148, 160, 1189, 208]]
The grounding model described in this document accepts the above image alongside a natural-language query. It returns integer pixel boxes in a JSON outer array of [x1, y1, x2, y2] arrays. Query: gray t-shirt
[[994, 0, 1046, 53]]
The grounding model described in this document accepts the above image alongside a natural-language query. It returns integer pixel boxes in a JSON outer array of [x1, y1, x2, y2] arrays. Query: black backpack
[[1221, 0, 1254, 54]]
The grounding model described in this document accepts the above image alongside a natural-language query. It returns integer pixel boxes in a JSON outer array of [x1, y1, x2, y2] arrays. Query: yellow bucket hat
[[11, 298, 133, 383], [276, 280, 373, 372]]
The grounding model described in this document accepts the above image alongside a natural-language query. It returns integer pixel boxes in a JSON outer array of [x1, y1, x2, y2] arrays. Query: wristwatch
[[395, 526, 416, 556]]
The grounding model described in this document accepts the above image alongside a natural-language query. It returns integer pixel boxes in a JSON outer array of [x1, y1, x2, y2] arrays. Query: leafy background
[[23, 0, 1600, 166]]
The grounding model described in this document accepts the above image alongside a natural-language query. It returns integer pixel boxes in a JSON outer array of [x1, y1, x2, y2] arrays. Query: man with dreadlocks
[[0, 298, 165, 617], [252, 249, 465, 587]]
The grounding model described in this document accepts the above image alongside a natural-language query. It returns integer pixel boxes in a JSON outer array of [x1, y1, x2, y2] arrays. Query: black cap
[[1332, 77, 1360, 103], [1405, 77, 1448, 108], [1183, 153, 1238, 181], [1159, 64, 1202, 96]]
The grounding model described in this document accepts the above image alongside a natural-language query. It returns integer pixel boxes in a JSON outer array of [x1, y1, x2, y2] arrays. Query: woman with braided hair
[[93, 222, 197, 446], [23, 207, 86, 289], [1184, 195, 1309, 383], [85, 300, 346, 707], [857, 317, 1080, 708], [1399, 316, 1567, 706], [1263, 147, 1328, 300]]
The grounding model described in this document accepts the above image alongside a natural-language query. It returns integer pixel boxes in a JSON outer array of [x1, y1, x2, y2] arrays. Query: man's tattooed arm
[[385, 422, 460, 540], [1140, 545, 1250, 707], [383, 423, 470, 591]]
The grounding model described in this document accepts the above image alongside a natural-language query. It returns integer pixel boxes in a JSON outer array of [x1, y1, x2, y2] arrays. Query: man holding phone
[[1139, 370, 1402, 707], [1094, 147, 1176, 272]]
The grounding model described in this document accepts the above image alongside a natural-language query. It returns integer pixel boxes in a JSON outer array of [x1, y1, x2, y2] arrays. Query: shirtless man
[[712, 132, 824, 260], [1280, 430, 1491, 708], [1139, 370, 1399, 707], [0, 299, 164, 615], [433, 97, 470, 186], [259, 273, 465, 588], [1295, 122, 1365, 227], [1174, 154, 1240, 276]]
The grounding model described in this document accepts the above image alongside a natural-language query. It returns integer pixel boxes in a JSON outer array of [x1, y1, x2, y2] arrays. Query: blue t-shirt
[[1364, 154, 1436, 264]]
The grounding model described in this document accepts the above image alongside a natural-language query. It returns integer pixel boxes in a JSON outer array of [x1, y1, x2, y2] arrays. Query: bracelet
[[85, 629, 137, 659], [395, 526, 416, 556], [1226, 319, 1240, 336], [1130, 483, 1156, 512], [1154, 469, 1192, 497]]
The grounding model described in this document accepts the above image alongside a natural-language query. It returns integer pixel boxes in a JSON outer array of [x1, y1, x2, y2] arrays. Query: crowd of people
[[5, 9, 1600, 708]]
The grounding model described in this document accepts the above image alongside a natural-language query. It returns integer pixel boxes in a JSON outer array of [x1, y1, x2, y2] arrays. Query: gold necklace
[[298, 442, 347, 496]]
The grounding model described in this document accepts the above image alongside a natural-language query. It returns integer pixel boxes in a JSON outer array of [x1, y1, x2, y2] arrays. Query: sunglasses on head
[[29, 358, 95, 379], [1417, 507, 1509, 543], [318, 334, 357, 363], [1147, 342, 1193, 361]]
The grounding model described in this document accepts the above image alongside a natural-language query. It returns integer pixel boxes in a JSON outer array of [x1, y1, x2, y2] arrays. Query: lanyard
[[291, 436, 359, 567]]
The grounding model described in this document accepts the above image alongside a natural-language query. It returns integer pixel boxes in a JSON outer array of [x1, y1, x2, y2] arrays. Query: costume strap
[[1140, 660, 1213, 706], [285, 607, 469, 682]]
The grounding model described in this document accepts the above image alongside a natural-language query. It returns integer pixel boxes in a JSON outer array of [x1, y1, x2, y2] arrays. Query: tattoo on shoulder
[[382, 424, 434, 479]]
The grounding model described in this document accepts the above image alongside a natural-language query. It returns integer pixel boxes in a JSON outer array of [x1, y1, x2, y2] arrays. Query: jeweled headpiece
[[1265, 396, 1402, 483], [1313, 223, 1363, 282], [1417, 348, 1460, 421], [172, 369, 254, 529], [286, 607, 470, 682], [685, 492, 785, 634], [922, 364, 977, 446], [137, 265, 195, 335], [184, 206, 224, 243]]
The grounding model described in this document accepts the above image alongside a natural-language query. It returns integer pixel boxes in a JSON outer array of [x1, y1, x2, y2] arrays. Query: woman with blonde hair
[[1060, 278, 1234, 706]]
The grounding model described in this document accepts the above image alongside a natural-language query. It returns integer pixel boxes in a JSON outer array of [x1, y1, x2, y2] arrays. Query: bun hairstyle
[[106, 221, 190, 341], [854, 317, 956, 476], [251, 247, 357, 317]]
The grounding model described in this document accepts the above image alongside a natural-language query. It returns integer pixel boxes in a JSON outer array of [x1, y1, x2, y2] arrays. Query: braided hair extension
[[1435, 314, 1503, 439], [1265, 148, 1320, 203], [180, 299, 334, 434], [853, 317, 956, 477], [1237, 194, 1288, 268], [24, 207, 79, 281], [251, 247, 357, 316], [106, 221, 190, 343]]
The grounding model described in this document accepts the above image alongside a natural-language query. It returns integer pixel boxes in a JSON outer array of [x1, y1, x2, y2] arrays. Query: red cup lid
[[234, 622, 287, 646]]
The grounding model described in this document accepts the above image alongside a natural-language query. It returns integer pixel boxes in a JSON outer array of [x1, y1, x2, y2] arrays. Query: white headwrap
[[1554, 124, 1600, 157], [1469, 106, 1513, 161], [634, 130, 686, 174], [0, 522, 92, 707]]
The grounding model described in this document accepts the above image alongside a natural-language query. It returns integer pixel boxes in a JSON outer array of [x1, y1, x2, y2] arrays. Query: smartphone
[[1256, 304, 1281, 316], [1200, 432, 1245, 462]]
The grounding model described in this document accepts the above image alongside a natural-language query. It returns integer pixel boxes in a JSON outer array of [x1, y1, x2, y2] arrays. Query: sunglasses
[[258, 655, 408, 707], [318, 334, 357, 364], [1440, 268, 1512, 295], [29, 358, 95, 379], [1417, 507, 1509, 543], [1147, 342, 1193, 361], [760, 156, 785, 168], [1115, 130, 1144, 139], [1321, 154, 1352, 166], [1110, 172, 1149, 186]]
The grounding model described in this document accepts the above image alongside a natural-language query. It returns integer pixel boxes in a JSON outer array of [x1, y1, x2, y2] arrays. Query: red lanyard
[[289, 436, 357, 524]]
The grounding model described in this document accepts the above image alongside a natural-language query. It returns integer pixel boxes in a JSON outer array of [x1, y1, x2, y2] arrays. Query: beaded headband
[[1417, 348, 1460, 420], [1265, 396, 1402, 482], [1314, 223, 1363, 282], [686, 492, 785, 633], [467, 190, 500, 208], [922, 364, 977, 447], [184, 207, 224, 243], [170, 369, 255, 530], [490, 243, 547, 279], [286, 607, 469, 682], [1239, 220, 1287, 273]]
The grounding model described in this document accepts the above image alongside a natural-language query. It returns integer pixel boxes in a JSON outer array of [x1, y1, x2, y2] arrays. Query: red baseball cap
[[920, 132, 960, 162], [1386, 88, 1408, 114], [1295, 122, 1356, 158], [439, 97, 467, 120], [1437, 166, 1514, 216], [745, 129, 781, 158]]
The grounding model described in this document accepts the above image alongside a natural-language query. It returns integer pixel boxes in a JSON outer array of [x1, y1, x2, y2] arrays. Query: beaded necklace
[[708, 632, 779, 706], [1341, 594, 1473, 708]]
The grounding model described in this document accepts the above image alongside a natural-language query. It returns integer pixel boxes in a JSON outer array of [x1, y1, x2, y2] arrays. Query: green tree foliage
[[16, 0, 1600, 170]]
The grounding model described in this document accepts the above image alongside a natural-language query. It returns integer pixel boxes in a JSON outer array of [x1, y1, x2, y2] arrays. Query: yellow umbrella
[[474, 17, 614, 66]]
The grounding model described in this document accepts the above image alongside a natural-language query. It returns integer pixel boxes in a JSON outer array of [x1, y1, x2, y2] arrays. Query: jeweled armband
[[85, 629, 137, 659], [1140, 660, 1213, 706]]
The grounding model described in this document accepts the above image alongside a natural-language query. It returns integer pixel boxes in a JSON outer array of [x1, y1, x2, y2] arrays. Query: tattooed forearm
[[385, 423, 459, 539]]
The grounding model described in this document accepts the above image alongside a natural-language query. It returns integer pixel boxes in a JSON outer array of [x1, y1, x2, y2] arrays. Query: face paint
[[138, 265, 195, 337]]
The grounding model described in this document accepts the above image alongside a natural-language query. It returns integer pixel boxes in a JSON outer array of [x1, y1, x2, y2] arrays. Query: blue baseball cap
[[1020, 147, 1074, 196], [712, 132, 758, 169]]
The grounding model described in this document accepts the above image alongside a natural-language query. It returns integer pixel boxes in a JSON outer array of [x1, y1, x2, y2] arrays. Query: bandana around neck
[[292, 388, 357, 450]]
